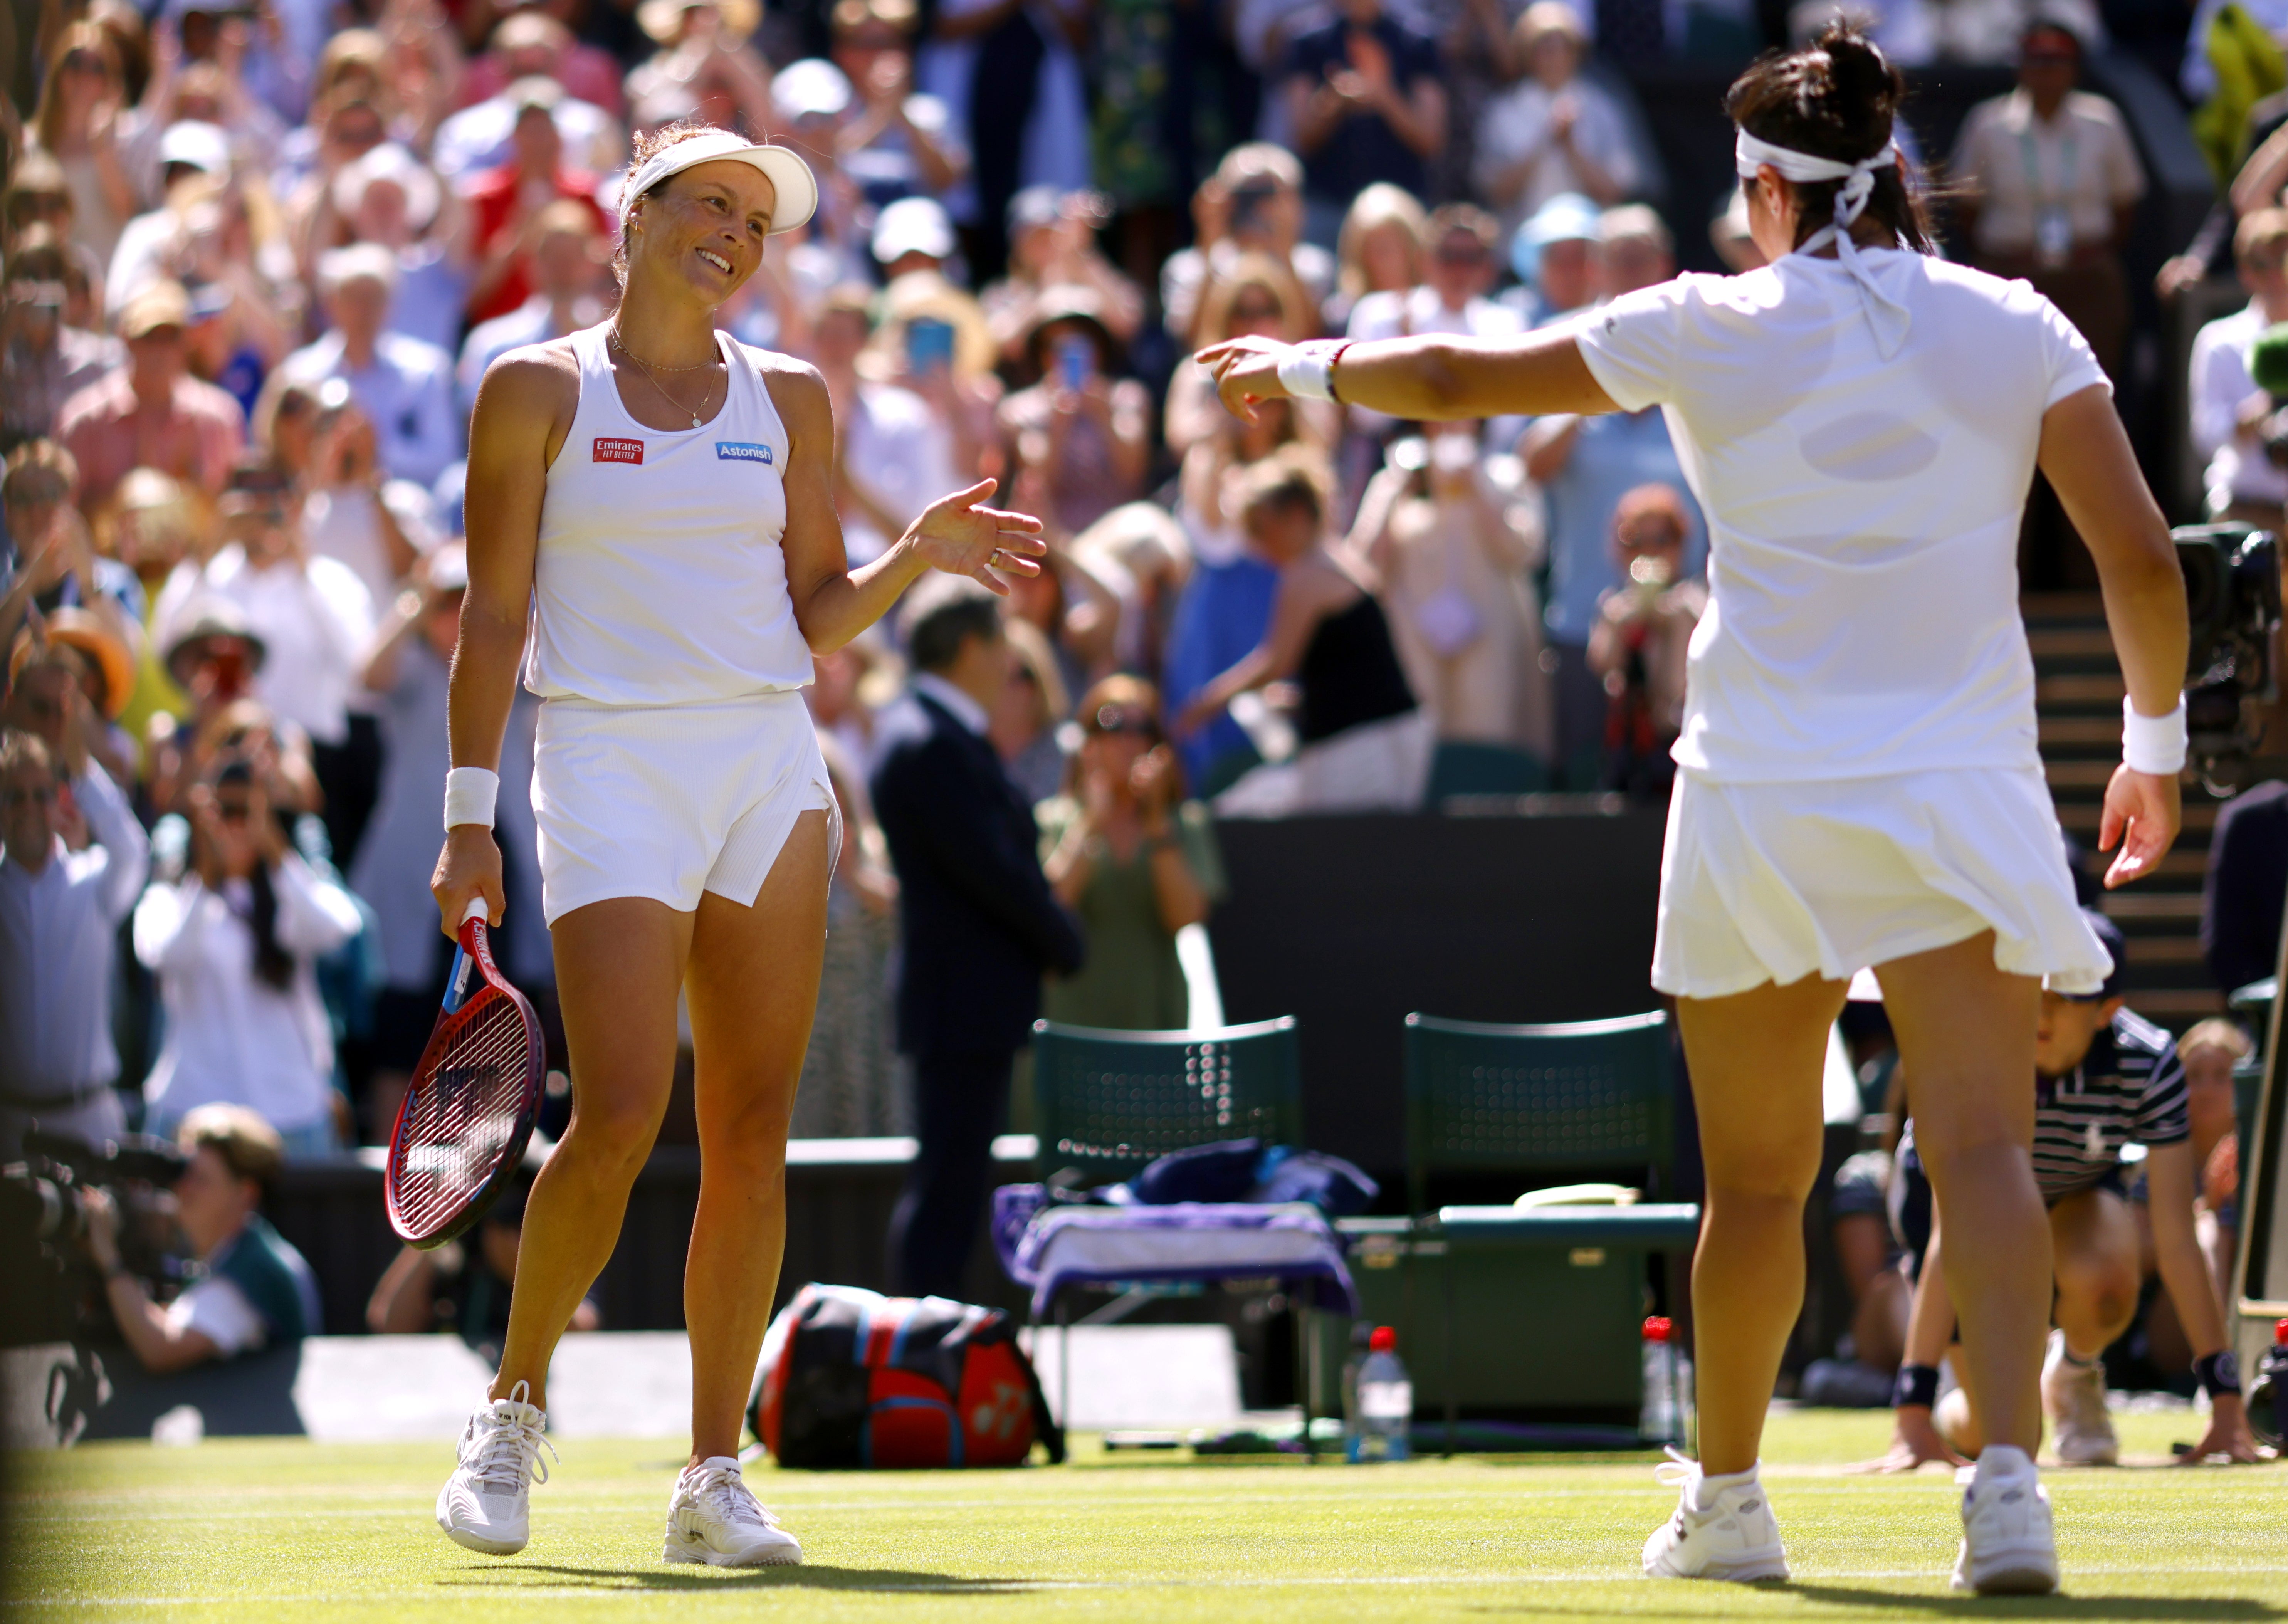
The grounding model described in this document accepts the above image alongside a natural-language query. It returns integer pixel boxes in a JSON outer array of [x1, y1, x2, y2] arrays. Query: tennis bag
[[750, 1283, 1065, 1468]]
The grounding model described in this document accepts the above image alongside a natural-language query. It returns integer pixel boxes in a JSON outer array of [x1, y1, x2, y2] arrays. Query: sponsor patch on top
[[593, 437, 644, 465], [716, 441, 774, 464]]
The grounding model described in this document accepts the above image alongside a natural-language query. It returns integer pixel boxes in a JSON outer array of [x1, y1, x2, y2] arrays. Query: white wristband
[[1276, 339, 1347, 403], [443, 766, 500, 830], [2121, 697, 2189, 777]]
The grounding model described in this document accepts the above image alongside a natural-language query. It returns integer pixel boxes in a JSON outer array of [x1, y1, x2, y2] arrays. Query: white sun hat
[[618, 126, 818, 236]]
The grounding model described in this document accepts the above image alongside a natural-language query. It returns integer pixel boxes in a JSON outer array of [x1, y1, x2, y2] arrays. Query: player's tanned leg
[[490, 898, 696, 1410], [681, 811, 833, 1466], [1675, 974, 1846, 1475], [1876, 932, 2049, 1456]]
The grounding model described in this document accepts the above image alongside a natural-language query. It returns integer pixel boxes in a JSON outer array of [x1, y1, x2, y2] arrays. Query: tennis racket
[[385, 900, 546, 1249]]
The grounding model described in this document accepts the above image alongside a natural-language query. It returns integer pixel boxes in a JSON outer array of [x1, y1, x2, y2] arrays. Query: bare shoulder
[[752, 350, 832, 434], [476, 338, 582, 422]]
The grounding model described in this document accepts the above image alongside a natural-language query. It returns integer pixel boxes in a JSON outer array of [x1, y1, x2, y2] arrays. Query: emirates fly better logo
[[592, 437, 644, 464]]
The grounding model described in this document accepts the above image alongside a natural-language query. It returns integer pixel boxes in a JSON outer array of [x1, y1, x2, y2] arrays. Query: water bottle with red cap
[[1346, 1325, 1413, 1463], [1641, 1315, 1686, 1444]]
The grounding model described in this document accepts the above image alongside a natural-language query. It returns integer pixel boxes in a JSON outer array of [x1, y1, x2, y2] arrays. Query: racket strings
[[391, 996, 539, 1236]]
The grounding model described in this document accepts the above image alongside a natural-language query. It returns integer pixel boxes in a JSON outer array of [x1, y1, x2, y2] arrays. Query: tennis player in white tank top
[[1207, 28, 2189, 1598], [425, 123, 1045, 1566]]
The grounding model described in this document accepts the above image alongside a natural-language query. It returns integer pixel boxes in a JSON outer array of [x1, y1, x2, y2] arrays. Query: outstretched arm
[[770, 363, 1047, 653], [1199, 330, 1617, 426]]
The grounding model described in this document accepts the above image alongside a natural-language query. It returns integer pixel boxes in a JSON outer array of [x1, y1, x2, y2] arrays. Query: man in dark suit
[[872, 580, 1084, 1298], [2204, 778, 2287, 996]]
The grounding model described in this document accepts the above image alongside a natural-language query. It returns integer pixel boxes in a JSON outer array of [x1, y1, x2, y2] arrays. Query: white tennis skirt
[[530, 689, 840, 925], [1651, 765, 2113, 1001]]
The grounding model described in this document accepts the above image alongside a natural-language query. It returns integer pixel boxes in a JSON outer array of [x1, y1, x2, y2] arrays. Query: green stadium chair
[[1425, 742, 1550, 801], [1031, 1017, 1304, 1187], [1346, 1011, 1700, 1451]]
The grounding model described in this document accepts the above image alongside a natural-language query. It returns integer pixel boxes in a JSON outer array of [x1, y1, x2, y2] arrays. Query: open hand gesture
[[2097, 764, 2179, 888], [1197, 336, 1294, 427], [905, 477, 1047, 598]]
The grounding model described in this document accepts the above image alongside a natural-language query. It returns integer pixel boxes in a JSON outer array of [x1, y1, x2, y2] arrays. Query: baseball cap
[[119, 280, 192, 338], [157, 120, 231, 176], [1511, 191, 1603, 284], [872, 195, 954, 264], [773, 57, 853, 123]]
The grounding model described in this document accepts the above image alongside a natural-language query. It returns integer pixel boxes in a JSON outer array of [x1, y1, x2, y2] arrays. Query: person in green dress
[[1037, 675, 1224, 1030]]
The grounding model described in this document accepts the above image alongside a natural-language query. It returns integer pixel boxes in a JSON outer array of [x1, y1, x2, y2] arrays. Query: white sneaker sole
[[1952, 1542, 2060, 1595], [663, 1530, 802, 1567], [1645, 1548, 1790, 1583], [436, 1496, 527, 1556]]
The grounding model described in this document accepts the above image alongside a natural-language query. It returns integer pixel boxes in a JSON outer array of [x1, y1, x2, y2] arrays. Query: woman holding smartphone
[[996, 292, 1151, 536]]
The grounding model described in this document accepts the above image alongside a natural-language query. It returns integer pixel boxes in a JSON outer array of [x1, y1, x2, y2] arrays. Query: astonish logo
[[593, 437, 644, 464], [716, 441, 773, 464]]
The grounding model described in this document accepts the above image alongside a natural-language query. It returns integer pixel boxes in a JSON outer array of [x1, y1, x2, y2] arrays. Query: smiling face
[[627, 158, 776, 308]]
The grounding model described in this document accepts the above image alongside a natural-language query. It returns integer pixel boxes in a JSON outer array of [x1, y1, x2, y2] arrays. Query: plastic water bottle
[[1347, 1326, 1413, 1463], [2253, 1318, 2288, 1448], [1641, 1316, 1680, 1444]]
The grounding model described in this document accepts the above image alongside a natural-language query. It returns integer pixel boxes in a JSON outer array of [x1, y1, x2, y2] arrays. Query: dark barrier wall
[[1207, 808, 1668, 1179]]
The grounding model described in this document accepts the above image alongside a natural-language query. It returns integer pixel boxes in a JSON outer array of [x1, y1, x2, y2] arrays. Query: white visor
[[620, 127, 818, 237]]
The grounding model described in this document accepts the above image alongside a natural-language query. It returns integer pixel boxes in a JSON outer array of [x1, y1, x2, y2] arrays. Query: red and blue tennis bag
[[751, 1283, 1064, 1468]]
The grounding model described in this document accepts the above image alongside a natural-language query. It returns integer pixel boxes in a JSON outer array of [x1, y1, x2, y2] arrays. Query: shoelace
[[1653, 1444, 1696, 1491], [461, 1382, 558, 1493], [684, 1464, 778, 1530]]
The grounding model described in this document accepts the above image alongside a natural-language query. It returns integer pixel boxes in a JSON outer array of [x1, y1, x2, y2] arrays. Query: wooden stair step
[[2028, 628, 2120, 658], [2037, 674, 2127, 704], [2124, 935, 2211, 964], [2099, 892, 2208, 920], [2115, 988, 2229, 1018]]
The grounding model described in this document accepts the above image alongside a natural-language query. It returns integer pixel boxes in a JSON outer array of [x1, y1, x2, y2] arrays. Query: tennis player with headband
[[1204, 28, 2186, 1596], [427, 121, 1044, 1565]]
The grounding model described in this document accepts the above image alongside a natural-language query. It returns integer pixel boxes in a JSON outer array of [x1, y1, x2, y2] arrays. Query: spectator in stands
[[1346, 203, 1520, 347], [118, 36, 290, 194], [996, 291, 1152, 536], [1161, 143, 1337, 346], [1282, 0, 1446, 247], [82, 1103, 324, 1369], [57, 280, 247, 512], [134, 754, 363, 1153], [1475, 4, 1641, 238], [459, 83, 611, 332], [832, 0, 969, 208], [169, 188, 297, 417], [2188, 210, 2288, 525], [1067, 501, 1192, 686], [431, 37, 622, 181], [153, 457, 376, 859], [16, 608, 142, 789], [625, 0, 766, 125], [367, 1174, 600, 1357], [455, 201, 611, 418], [3, 230, 125, 453], [872, 578, 1085, 1297], [262, 378, 441, 611], [1885, 922, 2259, 1468], [992, 615, 1072, 804], [1587, 483, 1705, 797], [1181, 451, 1432, 814], [1039, 674, 1221, 1029], [27, 24, 139, 267], [278, 245, 460, 490], [1166, 252, 1327, 457], [1951, 19, 2146, 378], [790, 729, 905, 1137], [812, 285, 961, 566], [324, 144, 469, 359], [0, 724, 149, 1155], [104, 123, 233, 316], [281, 92, 392, 251], [1357, 424, 1552, 762], [1708, 183, 1763, 271], [1325, 182, 1426, 335], [462, 7, 625, 119], [2, 443, 145, 647], [2204, 776, 2287, 995], [983, 186, 1145, 370], [5, 159, 114, 338], [1500, 189, 1603, 328], [146, 615, 324, 823]]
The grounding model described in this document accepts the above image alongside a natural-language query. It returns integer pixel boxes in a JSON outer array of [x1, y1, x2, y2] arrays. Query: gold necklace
[[609, 325, 719, 429]]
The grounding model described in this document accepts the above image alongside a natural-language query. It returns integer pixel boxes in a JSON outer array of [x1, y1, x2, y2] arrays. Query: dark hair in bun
[[1724, 24, 1934, 254]]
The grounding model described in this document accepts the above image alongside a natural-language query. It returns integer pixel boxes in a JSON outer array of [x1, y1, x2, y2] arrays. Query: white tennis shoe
[[2041, 1330, 2119, 1466], [1641, 1448, 1790, 1582], [663, 1456, 803, 1567], [436, 1381, 556, 1555], [1952, 1445, 2059, 1595]]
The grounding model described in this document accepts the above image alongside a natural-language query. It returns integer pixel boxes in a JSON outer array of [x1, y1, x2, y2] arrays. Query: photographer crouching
[[81, 1105, 321, 1373]]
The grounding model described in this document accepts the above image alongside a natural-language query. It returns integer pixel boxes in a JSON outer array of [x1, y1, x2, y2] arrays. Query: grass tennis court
[[9, 1410, 2286, 1622]]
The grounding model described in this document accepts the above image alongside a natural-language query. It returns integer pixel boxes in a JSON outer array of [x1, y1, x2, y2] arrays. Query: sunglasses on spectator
[[2248, 245, 2288, 271], [62, 51, 110, 74], [214, 798, 255, 824], [1434, 244, 1488, 265], [1229, 300, 1282, 322], [1090, 705, 1157, 737], [12, 193, 71, 217], [3, 783, 57, 809]]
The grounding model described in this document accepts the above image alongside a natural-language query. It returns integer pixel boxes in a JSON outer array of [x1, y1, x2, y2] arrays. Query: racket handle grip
[[462, 898, 491, 927]]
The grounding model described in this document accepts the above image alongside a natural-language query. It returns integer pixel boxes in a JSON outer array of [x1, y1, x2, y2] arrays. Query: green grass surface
[[8, 1410, 2286, 1621]]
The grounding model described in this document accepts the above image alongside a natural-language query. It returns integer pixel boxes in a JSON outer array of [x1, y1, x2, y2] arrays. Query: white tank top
[[522, 323, 813, 705]]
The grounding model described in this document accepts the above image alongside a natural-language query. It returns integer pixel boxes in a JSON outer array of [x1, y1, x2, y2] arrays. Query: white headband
[[1735, 128, 1909, 357], [619, 128, 818, 236]]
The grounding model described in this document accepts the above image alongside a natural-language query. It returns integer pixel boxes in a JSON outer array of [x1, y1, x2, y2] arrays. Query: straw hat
[[636, 0, 760, 45], [15, 607, 136, 719]]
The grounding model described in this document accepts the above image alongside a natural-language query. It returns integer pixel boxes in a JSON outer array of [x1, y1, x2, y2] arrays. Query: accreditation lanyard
[[2019, 111, 2079, 267]]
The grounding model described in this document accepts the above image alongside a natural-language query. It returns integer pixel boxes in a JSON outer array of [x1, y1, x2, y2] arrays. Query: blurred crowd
[[1, 0, 2282, 1181]]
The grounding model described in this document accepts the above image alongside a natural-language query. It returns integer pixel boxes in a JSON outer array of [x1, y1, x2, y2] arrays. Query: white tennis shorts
[[1651, 765, 2113, 1001], [530, 690, 840, 925]]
